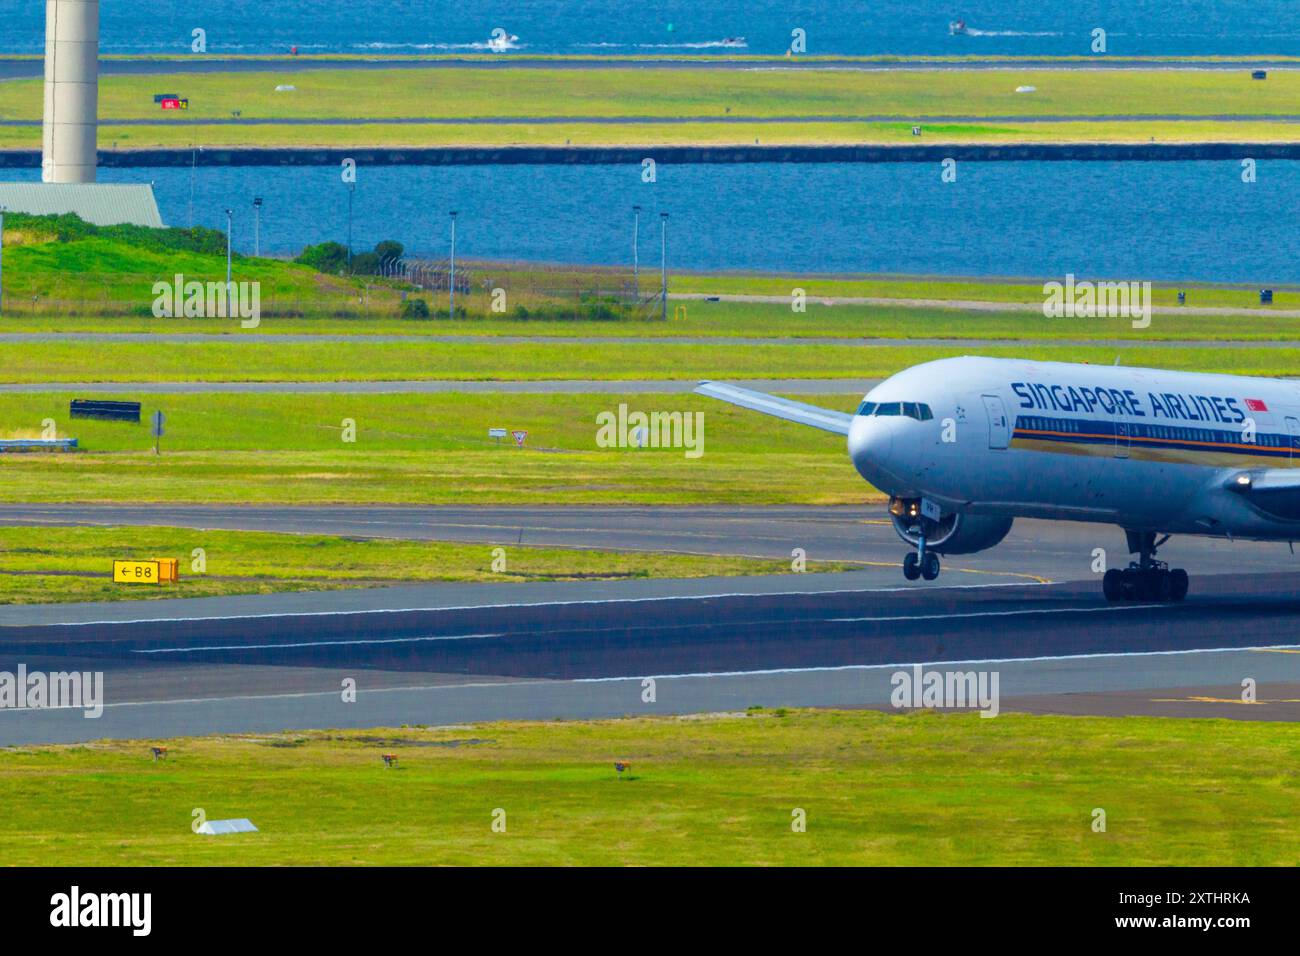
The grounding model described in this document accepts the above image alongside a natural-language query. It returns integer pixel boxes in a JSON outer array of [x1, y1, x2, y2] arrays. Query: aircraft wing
[[694, 381, 853, 436]]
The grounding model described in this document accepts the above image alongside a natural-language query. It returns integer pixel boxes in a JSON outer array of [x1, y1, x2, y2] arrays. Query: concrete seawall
[[1, 142, 1298, 168]]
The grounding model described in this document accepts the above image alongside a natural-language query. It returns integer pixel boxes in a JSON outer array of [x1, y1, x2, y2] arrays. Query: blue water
[[1, 1, 1298, 57], [7, 161, 1296, 283]]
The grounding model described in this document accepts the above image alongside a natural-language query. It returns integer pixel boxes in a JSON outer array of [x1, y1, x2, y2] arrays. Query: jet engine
[[888, 497, 1014, 555]]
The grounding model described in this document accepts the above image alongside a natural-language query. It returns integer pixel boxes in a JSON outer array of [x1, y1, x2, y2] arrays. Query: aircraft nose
[[847, 414, 894, 477]]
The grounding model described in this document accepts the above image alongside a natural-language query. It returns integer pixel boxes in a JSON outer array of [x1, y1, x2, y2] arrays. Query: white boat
[[949, 20, 968, 35], [487, 31, 519, 53]]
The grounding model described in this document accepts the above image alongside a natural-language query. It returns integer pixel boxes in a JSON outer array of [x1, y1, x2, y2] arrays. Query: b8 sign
[[113, 560, 161, 584]]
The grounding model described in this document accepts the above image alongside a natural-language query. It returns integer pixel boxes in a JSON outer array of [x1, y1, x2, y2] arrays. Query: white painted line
[[6, 643, 1298, 717], [829, 604, 1164, 624], [133, 632, 504, 655], [2, 579, 1046, 629]]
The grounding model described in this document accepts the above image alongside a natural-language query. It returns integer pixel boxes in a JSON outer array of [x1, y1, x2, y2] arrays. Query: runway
[[0, 379, 879, 395], [3, 505, 1299, 743], [3, 571, 1300, 745]]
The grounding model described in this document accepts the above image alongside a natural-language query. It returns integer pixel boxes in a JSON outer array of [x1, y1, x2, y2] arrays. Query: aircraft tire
[[903, 552, 921, 581], [921, 552, 941, 581], [1102, 568, 1123, 602], [1169, 568, 1189, 601]]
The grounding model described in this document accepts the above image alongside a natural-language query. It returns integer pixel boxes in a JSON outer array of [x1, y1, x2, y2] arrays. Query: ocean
[[1, 0, 1297, 58], [5, 160, 1295, 283]]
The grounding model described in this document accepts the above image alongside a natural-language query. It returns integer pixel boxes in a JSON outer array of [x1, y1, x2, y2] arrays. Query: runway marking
[[132, 632, 505, 655], [9, 642, 1300, 716], [569, 642, 1300, 682], [830, 604, 1164, 624], [1, 579, 1048, 629]]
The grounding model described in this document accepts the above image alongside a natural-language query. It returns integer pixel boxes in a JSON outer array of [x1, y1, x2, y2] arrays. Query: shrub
[[295, 240, 348, 274], [401, 297, 430, 319]]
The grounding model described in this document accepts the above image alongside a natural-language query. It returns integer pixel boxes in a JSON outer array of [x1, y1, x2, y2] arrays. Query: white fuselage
[[848, 356, 1300, 541]]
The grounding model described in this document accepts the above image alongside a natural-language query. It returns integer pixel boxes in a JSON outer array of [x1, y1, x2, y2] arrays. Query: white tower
[[42, 0, 99, 183]]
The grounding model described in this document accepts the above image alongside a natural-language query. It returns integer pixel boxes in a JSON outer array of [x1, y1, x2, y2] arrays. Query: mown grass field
[[4, 340, 1300, 382], [0, 391, 864, 505], [1, 67, 1296, 148], [0, 525, 846, 605], [1, 709, 1296, 865], [4, 67, 1297, 121]]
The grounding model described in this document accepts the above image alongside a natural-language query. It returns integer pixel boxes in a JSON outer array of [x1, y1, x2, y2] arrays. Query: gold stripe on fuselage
[[1010, 435, 1296, 469]]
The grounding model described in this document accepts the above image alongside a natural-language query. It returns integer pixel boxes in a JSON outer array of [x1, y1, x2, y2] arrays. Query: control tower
[[41, 0, 99, 183]]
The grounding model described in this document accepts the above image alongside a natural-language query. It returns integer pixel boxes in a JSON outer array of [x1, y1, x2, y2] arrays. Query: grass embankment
[[4, 216, 1296, 332], [0, 525, 846, 605], [1, 709, 1295, 865], [0, 67, 1296, 148], [0, 392, 863, 505], [0, 215, 411, 318]]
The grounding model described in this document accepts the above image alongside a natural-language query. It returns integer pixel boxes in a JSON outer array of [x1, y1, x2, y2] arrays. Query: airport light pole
[[660, 212, 668, 322], [632, 205, 641, 292], [346, 183, 355, 269], [224, 208, 233, 319], [252, 196, 263, 257], [449, 210, 458, 318]]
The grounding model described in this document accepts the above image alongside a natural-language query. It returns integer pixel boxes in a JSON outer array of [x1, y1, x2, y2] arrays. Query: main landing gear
[[902, 532, 941, 581], [1102, 530, 1189, 603]]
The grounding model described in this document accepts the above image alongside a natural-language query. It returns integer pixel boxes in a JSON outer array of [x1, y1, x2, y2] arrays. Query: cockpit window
[[857, 401, 933, 421]]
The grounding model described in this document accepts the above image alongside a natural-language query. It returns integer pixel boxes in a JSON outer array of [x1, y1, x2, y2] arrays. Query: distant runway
[[2, 332, 1297, 346], [3, 572, 1300, 744], [0, 379, 878, 394]]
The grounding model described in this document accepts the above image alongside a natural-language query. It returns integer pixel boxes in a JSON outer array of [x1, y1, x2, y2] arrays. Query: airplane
[[697, 356, 1300, 602]]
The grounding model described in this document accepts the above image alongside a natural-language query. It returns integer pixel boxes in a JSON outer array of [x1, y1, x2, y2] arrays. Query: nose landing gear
[[1102, 530, 1189, 602], [902, 534, 941, 581]]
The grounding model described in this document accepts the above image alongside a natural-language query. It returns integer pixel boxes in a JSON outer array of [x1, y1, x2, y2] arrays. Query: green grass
[[4, 340, 1300, 383], [1, 67, 1296, 148], [0, 391, 866, 505], [0, 525, 849, 605], [5, 67, 1297, 121], [1, 709, 1296, 865]]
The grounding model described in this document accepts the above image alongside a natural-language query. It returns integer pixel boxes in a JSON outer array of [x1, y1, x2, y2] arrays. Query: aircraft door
[[1286, 416, 1300, 461], [1114, 419, 1131, 459], [982, 394, 1010, 450]]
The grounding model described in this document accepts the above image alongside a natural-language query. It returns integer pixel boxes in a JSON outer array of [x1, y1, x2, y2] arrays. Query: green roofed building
[[0, 182, 163, 228]]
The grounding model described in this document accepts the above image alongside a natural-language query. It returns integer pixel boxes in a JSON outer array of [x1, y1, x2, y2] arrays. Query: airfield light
[[346, 183, 355, 269]]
